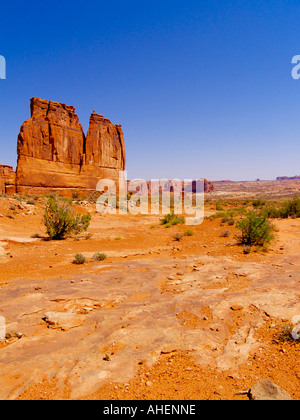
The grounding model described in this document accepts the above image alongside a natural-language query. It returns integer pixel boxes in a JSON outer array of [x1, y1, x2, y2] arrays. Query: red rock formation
[[16, 98, 126, 195], [0, 165, 16, 194], [80, 111, 126, 186]]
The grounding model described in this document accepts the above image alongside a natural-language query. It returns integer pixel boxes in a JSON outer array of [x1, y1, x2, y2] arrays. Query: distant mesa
[[276, 176, 300, 181], [0, 97, 213, 196]]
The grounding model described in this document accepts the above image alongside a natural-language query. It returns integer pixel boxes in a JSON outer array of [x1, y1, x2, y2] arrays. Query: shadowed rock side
[[0, 165, 16, 195], [15, 98, 126, 195]]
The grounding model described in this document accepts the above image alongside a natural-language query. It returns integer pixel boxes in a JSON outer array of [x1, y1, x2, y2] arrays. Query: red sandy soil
[[0, 195, 299, 400]]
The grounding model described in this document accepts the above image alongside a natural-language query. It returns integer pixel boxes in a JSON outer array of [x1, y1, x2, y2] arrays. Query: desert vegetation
[[43, 195, 91, 240], [160, 212, 185, 228]]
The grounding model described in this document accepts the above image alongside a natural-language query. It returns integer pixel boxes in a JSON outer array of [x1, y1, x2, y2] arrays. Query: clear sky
[[0, 0, 300, 181]]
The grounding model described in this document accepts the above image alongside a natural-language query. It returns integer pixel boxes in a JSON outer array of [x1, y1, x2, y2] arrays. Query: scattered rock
[[248, 378, 293, 401], [230, 305, 243, 311], [43, 311, 85, 331], [145, 381, 153, 387]]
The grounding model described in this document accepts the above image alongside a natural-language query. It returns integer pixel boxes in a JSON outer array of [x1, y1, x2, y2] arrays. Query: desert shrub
[[235, 211, 276, 247], [43, 195, 91, 240], [9, 204, 16, 211], [221, 216, 230, 223], [220, 229, 231, 238], [260, 203, 280, 219], [274, 323, 300, 343], [209, 207, 247, 221], [174, 233, 184, 241], [73, 253, 86, 265], [184, 229, 194, 236], [279, 195, 300, 218], [160, 212, 185, 228], [227, 218, 235, 226], [242, 245, 252, 254], [216, 202, 224, 211], [252, 198, 266, 208], [26, 199, 36, 205], [92, 252, 107, 261]]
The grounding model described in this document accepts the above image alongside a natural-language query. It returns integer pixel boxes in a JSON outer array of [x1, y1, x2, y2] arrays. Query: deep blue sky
[[1, 0, 300, 181]]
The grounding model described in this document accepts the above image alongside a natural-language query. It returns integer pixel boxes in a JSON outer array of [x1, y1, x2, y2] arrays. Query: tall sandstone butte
[[16, 97, 126, 195]]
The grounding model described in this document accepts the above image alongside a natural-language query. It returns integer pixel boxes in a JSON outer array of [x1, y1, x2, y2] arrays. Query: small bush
[[160, 212, 185, 228], [184, 229, 194, 236], [26, 199, 36, 205], [221, 217, 230, 223], [235, 211, 276, 247], [43, 195, 91, 240], [276, 324, 299, 343], [216, 202, 224, 211], [73, 253, 86, 265], [174, 233, 184, 241], [220, 229, 231, 238], [243, 245, 252, 254], [92, 252, 107, 262], [279, 195, 300, 218], [252, 198, 266, 208]]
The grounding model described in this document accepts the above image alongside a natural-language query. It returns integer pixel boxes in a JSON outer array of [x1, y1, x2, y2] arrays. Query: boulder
[[248, 378, 293, 400]]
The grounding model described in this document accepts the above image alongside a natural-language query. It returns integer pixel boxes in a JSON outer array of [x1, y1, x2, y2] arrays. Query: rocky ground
[[0, 190, 299, 400]]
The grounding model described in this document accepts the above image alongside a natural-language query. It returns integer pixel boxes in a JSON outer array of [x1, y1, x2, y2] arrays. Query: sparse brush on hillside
[[43, 195, 91, 240], [259, 195, 300, 219]]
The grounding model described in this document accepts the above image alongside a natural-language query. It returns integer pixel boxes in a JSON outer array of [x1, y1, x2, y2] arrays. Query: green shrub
[[92, 252, 107, 262], [252, 198, 266, 208], [160, 212, 185, 228], [73, 253, 86, 265], [243, 245, 252, 254], [279, 195, 300, 218], [276, 324, 299, 343], [235, 211, 276, 247], [174, 233, 184, 241], [184, 229, 194, 236], [216, 202, 224, 211], [220, 229, 231, 238], [44, 195, 91, 240]]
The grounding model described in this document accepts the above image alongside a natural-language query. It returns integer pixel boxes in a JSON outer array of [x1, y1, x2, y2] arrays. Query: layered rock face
[[0, 165, 16, 194], [16, 98, 126, 195]]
